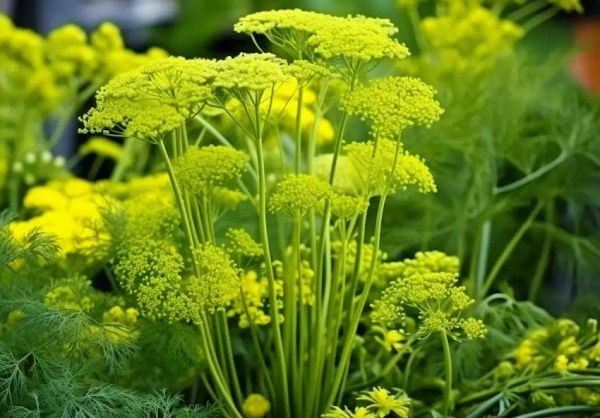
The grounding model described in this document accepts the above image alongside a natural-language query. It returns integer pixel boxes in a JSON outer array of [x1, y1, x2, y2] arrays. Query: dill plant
[[2, 2, 599, 417], [78, 8, 449, 418]]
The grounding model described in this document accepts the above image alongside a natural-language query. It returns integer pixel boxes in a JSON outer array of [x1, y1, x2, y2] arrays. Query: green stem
[[294, 85, 304, 173], [327, 133, 402, 407], [256, 128, 291, 418], [157, 139, 197, 268], [493, 151, 566, 194], [528, 201, 554, 302], [474, 220, 492, 297], [522, 6, 560, 32], [507, 0, 547, 21], [479, 201, 543, 298], [440, 331, 453, 417]]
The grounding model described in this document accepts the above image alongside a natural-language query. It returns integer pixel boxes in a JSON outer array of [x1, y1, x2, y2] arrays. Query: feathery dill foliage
[[0, 212, 218, 417]]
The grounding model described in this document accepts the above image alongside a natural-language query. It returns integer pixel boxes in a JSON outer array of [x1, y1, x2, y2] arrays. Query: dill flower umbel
[[234, 9, 409, 63], [226, 228, 263, 258], [269, 174, 332, 218], [418, 2, 524, 74], [213, 53, 290, 93], [371, 270, 487, 341], [341, 76, 443, 138], [378, 251, 460, 283], [174, 145, 248, 192], [345, 139, 436, 197], [189, 244, 241, 314]]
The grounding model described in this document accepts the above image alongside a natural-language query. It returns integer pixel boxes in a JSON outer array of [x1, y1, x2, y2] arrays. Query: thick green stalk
[[474, 220, 492, 297], [255, 129, 291, 418], [440, 331, 453, 417], [326, 134, 402, 408]]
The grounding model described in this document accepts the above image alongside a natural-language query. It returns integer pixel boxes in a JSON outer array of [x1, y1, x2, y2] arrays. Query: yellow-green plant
[[0, 14, 167, 210], [80, 8, 445, 418]]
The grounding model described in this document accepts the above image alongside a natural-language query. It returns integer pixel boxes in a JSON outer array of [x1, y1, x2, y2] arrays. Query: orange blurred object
[[571, 19, 600, 94]]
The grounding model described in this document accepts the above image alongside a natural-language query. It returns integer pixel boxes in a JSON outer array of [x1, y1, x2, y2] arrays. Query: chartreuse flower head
[[80, 57, 215, 141], [226, 228, 263, 258], [234, 9, 409, 66], [325, 387, 411, 418], [225, 269, 283, 328], [188, 243, 240, 314], [342, 76, 443, 138], [79, 73, 185, 142], [418, 2, 524, 75], [46, 24, 96, 79], [345, 138, 436, 197], [269, 173, 333, 218], [213, 53, 290, 94], [174, 145, 248, 193], [242, 393, 271, 418], [511, 318, 592, 373], [371, 254, 486, 341], [378, 250, 460, 283]]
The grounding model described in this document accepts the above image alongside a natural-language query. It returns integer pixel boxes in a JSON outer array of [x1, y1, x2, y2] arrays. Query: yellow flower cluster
[[0, 15, 167, 113], [269, 174, 333, 218], [10, 178, 109, 258], [174, 145, 248, 192], [242, 393, 271, 418], [188, 244, 240, 314], [373, 326, 406, 352], [234, 9, 409, 63], [224, 270, 282, 328], [342, 76, 443, 138], [114, 239, 192, 322], [419, 1, 524, 74], [329, 193, 367, 220], [378, 250, 460, 283], [505, 318, 600, 406], [324, 387, 411, 418], [345, 138, 436, 197], [226, 228, 263, 258], [372, 262, 486, 340], [513, 319, 590, 372], [214, 53, 290, 93]]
